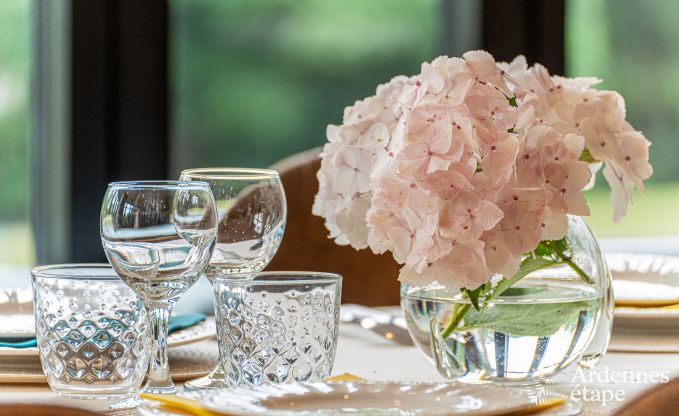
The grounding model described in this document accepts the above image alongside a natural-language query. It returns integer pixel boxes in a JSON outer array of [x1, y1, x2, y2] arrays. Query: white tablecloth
[[1, 322, 678, 415]]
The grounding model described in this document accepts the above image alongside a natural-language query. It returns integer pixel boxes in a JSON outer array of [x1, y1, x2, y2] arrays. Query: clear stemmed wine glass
[[179, 168, 286, 391], [100, 181, 217, 394]]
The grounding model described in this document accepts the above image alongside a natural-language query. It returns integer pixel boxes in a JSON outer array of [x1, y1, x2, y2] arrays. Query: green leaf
[[486, 256, 561, 303], [532, 237, 569, 260], [552, 237, 569, 252], [533, 237, 592, 284], [579, 148, 597, 163], [507, 126, 515, 134], [533, 241, 555, 258], [462, 284, 487, 311], [507, 95, 518, 108], [440, 237, 591, 338], [458, 298, 595, 337]]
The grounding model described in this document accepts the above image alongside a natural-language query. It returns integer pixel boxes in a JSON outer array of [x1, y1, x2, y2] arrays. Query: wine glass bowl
[[179, 168, 287, 390], [100, 181, 217, 394], [180, 168, 286, 281]]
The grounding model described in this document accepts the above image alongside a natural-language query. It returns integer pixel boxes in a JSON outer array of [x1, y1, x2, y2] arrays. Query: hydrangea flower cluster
[[313, 51, 652, 289]]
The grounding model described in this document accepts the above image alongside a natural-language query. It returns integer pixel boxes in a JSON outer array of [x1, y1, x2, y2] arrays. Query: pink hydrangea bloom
[[501, 57, 653, 222], [314, 51, 653, 288]]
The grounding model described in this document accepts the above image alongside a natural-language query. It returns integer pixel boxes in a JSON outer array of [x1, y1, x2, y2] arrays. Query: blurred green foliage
[[568, 0, 679, 183], [0, 0, 30, 221], [567, 0, 679, 236], [586, 182, 679, 237], [170, 0, 440, 173]]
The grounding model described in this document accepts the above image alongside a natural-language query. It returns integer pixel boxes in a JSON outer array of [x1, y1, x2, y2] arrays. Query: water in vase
[[402, 280, 601, 384]]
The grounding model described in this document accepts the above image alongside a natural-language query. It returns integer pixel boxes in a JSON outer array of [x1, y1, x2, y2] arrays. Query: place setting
[[606, 253, 679, 352], [0, 48, 673, 416]]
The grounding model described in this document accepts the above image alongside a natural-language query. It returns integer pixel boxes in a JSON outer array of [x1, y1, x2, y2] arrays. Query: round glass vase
[[401, 216, 613, 385]]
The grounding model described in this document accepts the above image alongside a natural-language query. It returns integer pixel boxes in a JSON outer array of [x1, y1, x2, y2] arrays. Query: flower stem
[[441, 304, 471, 339], [555, 252, 592, 284]]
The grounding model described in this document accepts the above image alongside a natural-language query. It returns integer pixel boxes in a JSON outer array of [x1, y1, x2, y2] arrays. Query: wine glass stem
[[144, 303, 176, 394]]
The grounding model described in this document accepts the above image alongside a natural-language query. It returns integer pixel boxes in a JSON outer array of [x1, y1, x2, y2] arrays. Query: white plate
[[0, 317, 215, 357], [609, 253, 679, 327], [0, 287, 34, 339], [200, 382, 578, 416]]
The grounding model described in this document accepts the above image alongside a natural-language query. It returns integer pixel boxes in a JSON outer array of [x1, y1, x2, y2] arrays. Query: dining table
[[0, 319, 677, 416], [2, 237, 679, 415]]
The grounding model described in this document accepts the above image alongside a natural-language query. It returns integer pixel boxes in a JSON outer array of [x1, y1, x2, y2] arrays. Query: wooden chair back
[[266, 148, 401, 306]]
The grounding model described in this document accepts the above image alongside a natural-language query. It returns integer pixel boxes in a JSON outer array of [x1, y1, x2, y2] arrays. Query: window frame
[[482, 0, 565, 75], [33, 0, 169, 263]]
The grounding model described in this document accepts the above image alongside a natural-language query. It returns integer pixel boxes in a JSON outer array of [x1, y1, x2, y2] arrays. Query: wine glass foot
[[143, 383, 177, 395], [184, 371, 228, 391]]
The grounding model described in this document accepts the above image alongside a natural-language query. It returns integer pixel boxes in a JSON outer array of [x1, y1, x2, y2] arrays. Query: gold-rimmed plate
[[198, 381, 578, 416], [610, 253, 679, 327]]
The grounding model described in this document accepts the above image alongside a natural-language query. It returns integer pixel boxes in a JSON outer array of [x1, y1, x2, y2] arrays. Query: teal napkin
[[167, 313, 206, 333], [0, 313, 206, 349], [0, 338, 37, 348]]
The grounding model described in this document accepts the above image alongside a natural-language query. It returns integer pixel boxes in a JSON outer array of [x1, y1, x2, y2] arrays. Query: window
[[0, 0, 34, 272], [170, 0, 442, 173], [567, 0, 679, 237], [18, 1, 668, 269]]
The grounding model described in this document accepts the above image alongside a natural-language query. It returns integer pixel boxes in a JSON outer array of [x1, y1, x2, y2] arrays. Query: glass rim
[[212, 271, 342, 285], [107, 180, 211, 189], [30, 263, 120, 281], [180, 167, 279, 181]]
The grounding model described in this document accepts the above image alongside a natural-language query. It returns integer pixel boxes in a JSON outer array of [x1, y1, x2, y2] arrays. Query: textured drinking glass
[[100, 181, 217, 394], [180, 168, 286, 390], [32, 264, 150, 400], [213, 272, 341, 387]]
